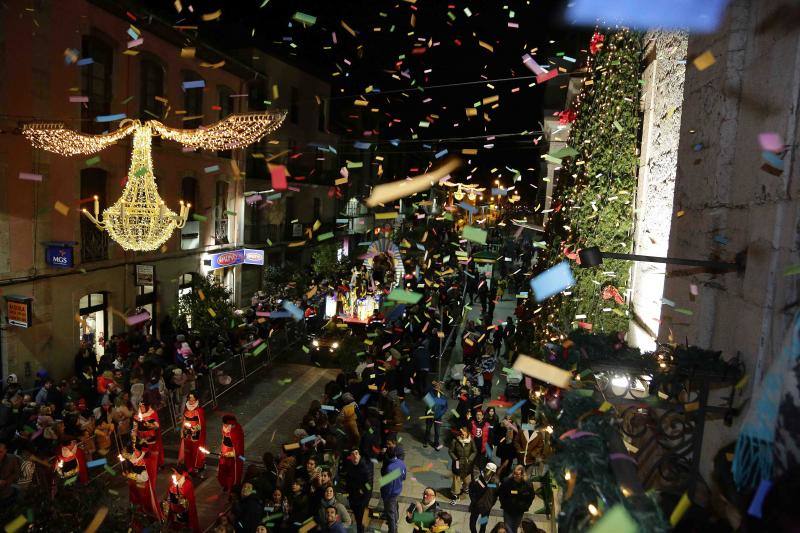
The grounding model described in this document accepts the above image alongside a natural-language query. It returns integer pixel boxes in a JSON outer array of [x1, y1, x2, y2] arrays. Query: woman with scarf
[[179, 391, 206, 475], [132, 399, 164, 471], [122, 442, 161, 521], [448, 426, 477, 503], [217, 414, 245, 492], [164, 464, 200, 532]]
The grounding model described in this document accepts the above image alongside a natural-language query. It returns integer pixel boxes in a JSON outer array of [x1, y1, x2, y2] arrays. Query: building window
[[140, 58, 164, 120], [215, 181, 229, 244], [80, 168, 108, 263], [290, 86, 300, 124], [78, 292, 107, 359], [248, 78, 268, 111], [182, 71, 204, 128], [181, 176, 198, 219], [81, 35, 113, 134]]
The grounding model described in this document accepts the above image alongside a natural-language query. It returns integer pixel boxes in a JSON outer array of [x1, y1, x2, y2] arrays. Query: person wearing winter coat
[[317, 485, 352, 529], [468, 463, 500, 533], [405, 487, 441, 531], [514, 425, 544, 478], [380, 447, 406, 533], [448, 426, 477, 501], [469, 410, 491, 468], [498, 465, 535, 533], [232, 483, 263, 533], [343, 448, 373, 533]]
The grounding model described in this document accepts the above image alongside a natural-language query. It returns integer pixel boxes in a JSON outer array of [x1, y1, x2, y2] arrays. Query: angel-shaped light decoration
[[22, 111, 286, 251]]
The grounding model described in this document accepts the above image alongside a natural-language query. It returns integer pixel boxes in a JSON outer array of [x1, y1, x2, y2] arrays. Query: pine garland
[[530, 30, 643, 347]]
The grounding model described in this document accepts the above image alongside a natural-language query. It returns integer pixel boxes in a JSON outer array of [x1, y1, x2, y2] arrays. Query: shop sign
[[135, 264, 155, 286], [243, 249, 265, 266], [6, 297, 32, 328], [45, 245, 73, 268], [209, 249, 245, 269]]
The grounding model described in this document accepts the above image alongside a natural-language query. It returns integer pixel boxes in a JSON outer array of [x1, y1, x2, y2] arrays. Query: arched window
[[78, 292, 108, 358], [181, 176, 198, 218], [140, 57, 165, 119], [177, 273, 196, 327], [81, 35, 114, 134], [80, 168, 108, 263], [182, 71, 204, 128]]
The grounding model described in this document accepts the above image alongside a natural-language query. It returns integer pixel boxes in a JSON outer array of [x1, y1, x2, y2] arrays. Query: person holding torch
[[164, 464, 199, 532], [217, 414, 245, 493], [178, 391, 206, 476]]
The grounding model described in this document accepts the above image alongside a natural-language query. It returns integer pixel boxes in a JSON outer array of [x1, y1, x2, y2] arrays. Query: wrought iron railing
[[80, 219, 109, 263]]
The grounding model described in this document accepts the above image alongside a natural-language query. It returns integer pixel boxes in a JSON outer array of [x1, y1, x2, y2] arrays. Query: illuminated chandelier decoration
[[22, 111, 286, 251]]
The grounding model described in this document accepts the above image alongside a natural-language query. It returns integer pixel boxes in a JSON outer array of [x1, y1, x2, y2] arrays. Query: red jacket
[[470, 420, 490, 453]]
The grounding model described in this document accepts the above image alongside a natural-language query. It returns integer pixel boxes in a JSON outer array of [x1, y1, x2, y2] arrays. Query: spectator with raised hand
[[405, 487, 441, 532]]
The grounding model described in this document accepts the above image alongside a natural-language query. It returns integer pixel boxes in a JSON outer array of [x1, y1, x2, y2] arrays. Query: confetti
[[512, 354, 572, 388], [530, 261, 575, 302], [692, 50, 716, 71]]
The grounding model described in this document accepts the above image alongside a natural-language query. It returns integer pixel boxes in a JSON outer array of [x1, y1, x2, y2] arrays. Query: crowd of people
[[0, 219, 549, 532]]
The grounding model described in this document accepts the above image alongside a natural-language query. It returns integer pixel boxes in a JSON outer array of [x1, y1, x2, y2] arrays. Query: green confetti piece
[[192, 214, 208, 222], [121, 95, 134, 104], [379, 468, 402, 487], [462, 225, 487, 244], [292, 11, 317, 25], [613, 120, 624, 132], [104, 464, 117, 475], [225, 210, 237, 216], [784, 264, 800, 276], [542, 154, 562, 165], [346, 161, 363, 169], [85, 156, 101, 167], [4, 515, 27, 533], [317, 231, 334, 241], [302, 345, 310, 353], [63, 475, 77, 486], [387, 289, 423, 304], [252, 343, 267, 356], [133, 166, 148, 177], [674, 307, 694, 316], [588, 504, 638, 533]]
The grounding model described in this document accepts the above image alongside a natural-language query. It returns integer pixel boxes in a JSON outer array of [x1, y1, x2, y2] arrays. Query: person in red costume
[[54, 437, 88, 484], [178, 391, 206, 475], [217, 414, 244, 492], [164, 464, 200, 532], [133, 399, 164, 472], [122, 442, 162, 521]]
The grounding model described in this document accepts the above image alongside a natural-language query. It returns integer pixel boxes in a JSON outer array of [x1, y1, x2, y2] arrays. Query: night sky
[[138, 0, 589, 198]]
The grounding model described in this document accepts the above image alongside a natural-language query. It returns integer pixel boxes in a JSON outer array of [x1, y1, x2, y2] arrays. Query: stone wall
[[660, 0, 800, 481], [628, 31, 689, 350]]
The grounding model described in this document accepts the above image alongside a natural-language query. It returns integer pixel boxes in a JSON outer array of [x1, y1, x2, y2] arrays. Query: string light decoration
[[22, 111, 286, 251]]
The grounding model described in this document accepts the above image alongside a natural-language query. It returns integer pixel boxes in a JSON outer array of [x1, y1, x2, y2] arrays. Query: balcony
[[80, 219, 108, 263]]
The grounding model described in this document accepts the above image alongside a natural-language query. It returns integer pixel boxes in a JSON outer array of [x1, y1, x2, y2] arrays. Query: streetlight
[[577, 246, 746, 272]]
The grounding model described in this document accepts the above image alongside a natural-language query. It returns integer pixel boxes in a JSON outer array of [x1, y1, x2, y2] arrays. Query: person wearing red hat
[[217, 414, 244, 492], [133, 399, 164, 472], [178, 391, 206, 476], [54, 437, 88, 484], [122, 442, 162, 521], [164, 464, 200, 532]]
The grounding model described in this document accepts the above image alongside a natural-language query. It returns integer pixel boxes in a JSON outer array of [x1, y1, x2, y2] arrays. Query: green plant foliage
[[533, 30, 643, 343], [311, 242, 346, 281], [172, 273, 237, 347]]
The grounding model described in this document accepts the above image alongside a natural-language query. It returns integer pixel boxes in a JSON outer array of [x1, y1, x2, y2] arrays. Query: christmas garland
[[529, 29, 643, 348]]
